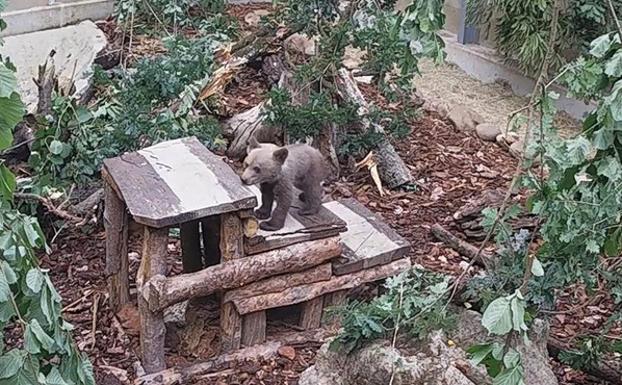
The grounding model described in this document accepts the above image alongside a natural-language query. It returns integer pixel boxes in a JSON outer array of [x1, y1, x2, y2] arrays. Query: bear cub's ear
[[273, 147, 289, 164], [246, 136, 260, 153]]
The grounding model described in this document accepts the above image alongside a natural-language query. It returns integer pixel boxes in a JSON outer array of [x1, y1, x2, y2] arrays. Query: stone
[[476, 123, 501, 142], [0, 21, 107, 114], [509, 141, 524, 158], [284, 33, 317, 56], [342, 46, 365, 70], [277, 346, 296, 360], [244, 9, 271, 27], [447, 104, 485, 132]]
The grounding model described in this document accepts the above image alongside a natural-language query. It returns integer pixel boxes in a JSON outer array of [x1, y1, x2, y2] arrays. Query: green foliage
[[468, 343, 524, 385], [0, 6, 94, 384], [467, 0, 622, 76], [329, 268, 454, 354], [114, 0, 237, 36], [29, 35, 226, 190]]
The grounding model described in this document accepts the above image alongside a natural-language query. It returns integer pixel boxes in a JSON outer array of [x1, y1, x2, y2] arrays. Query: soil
[[20, 3, 619, 385]]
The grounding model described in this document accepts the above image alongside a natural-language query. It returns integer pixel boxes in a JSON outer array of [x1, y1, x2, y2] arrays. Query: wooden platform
[[102, 137, 258, 228]]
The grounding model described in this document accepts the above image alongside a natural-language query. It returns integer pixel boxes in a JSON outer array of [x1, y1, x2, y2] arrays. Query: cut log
[[134, 328, 331, 385], [223, 263, 332, 303], [143, 237, 343, 312], [104, 181, 129, 312], [137, 227, 169, 374], [233, 258, 411, 315], [225, 102, 281, 159], [220, 213, 245, 352], [430, 224, 496, 271], [336, 68, 412, 188]]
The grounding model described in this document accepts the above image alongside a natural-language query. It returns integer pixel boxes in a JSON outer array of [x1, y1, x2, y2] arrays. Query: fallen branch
[[430, 224, 496, 271], [15, 193, 86, 224], [135, 328, 331, 385]]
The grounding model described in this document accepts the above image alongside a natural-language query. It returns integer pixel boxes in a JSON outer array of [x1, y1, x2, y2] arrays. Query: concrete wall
[[1, 0, 114, 36]]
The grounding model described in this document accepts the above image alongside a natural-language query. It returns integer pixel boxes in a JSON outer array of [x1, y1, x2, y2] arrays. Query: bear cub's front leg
[[255, 183, 274, 220], [259, 182, 292, 231]]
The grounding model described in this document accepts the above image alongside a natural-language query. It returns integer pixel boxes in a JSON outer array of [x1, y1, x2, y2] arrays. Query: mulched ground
[[31, 4, 619, 385]]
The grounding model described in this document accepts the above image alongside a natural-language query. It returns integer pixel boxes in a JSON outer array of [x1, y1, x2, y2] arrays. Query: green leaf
[[0, 63, 17, 98], [586, 239, 601, 254], [596, 157, 622, 181], [503, 349, 521, 368], [0, 165, 16, 202], [493, 364, 524, 385], [0, 272, 11, 303], [605, 51, 622, 77], [0, 93, 24, 150], [49, 140, 64, 156], [0, 262, 16, 285], [46, 368, 69, 385], [531, 257, 544, 277], [510, 295, 527, 332], [590, 33, 614, 58], [482, 296, 513, 335], [30, 319, 55, 351], [468, 343, 493, 366], [23, 324, 40, 354], [0, 350, 26, 379], [25, 269, 43, 293]]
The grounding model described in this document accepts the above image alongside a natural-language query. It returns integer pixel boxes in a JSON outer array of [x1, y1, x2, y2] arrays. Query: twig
[[90, 292, 101, 350], [15, 193, 86, 224], [607, 0, 622, 43], [62, 288, 94, 312]]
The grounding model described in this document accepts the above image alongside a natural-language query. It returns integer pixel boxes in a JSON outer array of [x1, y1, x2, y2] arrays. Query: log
[[220, 213, 245, 352], [336, 68, 412, 188], [69, 188, 104, 216], [143, 237, 342, 312], [223, 263, 332, 303], [299, 297, 324, 329], [104, 181, 129, 312], [233, 258, 411, 315], [430, 224, 496, 271], [134, 328, 331, 385], [322, 290, 348, 327], [137, 227, 169, 374], [241, 311, 266, 346]]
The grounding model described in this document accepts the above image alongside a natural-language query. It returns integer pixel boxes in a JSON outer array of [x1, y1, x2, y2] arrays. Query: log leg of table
[[181, 220, 203, 273], [138, 227, 169, 374], [322, 290, 348, 327], [104, 181, 130, 312], [241, 311, 266, 347], [299, 297, 324, 329], [219, 213, 246, 352]]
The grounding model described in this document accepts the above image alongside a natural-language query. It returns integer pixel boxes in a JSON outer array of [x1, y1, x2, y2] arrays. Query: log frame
[[104, 180, 130, 312], [299, 297, 324, 329], [241, 311, 267, 347], [138, 226, 169, 374]]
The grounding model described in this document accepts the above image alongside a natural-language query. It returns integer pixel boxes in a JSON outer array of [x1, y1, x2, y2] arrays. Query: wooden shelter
[[102, 136, 411, 377]]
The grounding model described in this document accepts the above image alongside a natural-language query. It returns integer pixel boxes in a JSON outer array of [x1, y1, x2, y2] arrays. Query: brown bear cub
[[240, 137, 327, 231]]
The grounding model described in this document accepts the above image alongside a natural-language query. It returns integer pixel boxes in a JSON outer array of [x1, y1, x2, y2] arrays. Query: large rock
[[452, 309, 558, 385], [447, 104, 485, 132], [299, 333, 479, 385], [0, 21, 107, 114], [476, 123, 501, 142]]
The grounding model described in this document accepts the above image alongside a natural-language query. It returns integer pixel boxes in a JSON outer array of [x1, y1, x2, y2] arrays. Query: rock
[[509, 141, 524, 158], [452, 308, 558, 385], [423, 99, 450, 118], [342, 46, 366, 69], [447, 105, 484, 132], [475, 123, 501, 142], [244, 9, 271, 27], [0, 21, 107, 114], [277, 346, 296, 360], [284, 33, 317, 56]]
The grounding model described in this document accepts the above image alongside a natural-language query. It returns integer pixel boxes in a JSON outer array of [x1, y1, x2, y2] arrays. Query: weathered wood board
[[324, 199, 410, 275], [244, 185, 346, 254], [103, 137, 257, 228]]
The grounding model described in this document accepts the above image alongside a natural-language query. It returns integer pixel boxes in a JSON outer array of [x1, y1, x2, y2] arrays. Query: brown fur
[[241, 137, 327, 231]]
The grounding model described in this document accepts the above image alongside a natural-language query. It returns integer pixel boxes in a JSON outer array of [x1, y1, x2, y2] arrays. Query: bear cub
[[240, 137, 327, 231]]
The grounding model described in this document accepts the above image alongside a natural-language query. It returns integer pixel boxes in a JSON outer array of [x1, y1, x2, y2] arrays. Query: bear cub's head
[[241, 137, 289, 185]]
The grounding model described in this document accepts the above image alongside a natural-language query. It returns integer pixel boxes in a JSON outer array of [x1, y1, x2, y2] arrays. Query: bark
[[335, 68, 412, 188], [143, 237, 342, 312], [104, 182, 129, 312], [233, 258, 411, 315], [430, 224, 496, 271], [241, 311, 267, 346]]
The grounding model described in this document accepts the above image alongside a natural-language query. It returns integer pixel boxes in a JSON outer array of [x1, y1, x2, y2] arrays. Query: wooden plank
[[181, 220, 203, 273], [322, 290, 348, 327], [244, 185, 346, 254], [299, 297, 323, 329], [137, 227, 169, 374], [223, 264, 332, 303], [104, 180, 130, 312], [220, 212, 245, 352], [103, 137, 257, 228], [324, 199, 410, 275], [233, 258, 411, 315], [241, 311, 266, 346]]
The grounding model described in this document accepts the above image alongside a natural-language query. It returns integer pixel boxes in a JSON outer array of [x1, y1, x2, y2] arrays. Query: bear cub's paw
[[259, 220, 284, 231], [254, 208, 271, 220]]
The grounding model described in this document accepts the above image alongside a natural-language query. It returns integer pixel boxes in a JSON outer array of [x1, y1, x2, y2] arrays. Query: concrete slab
[[0, 21, 107, 113]]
